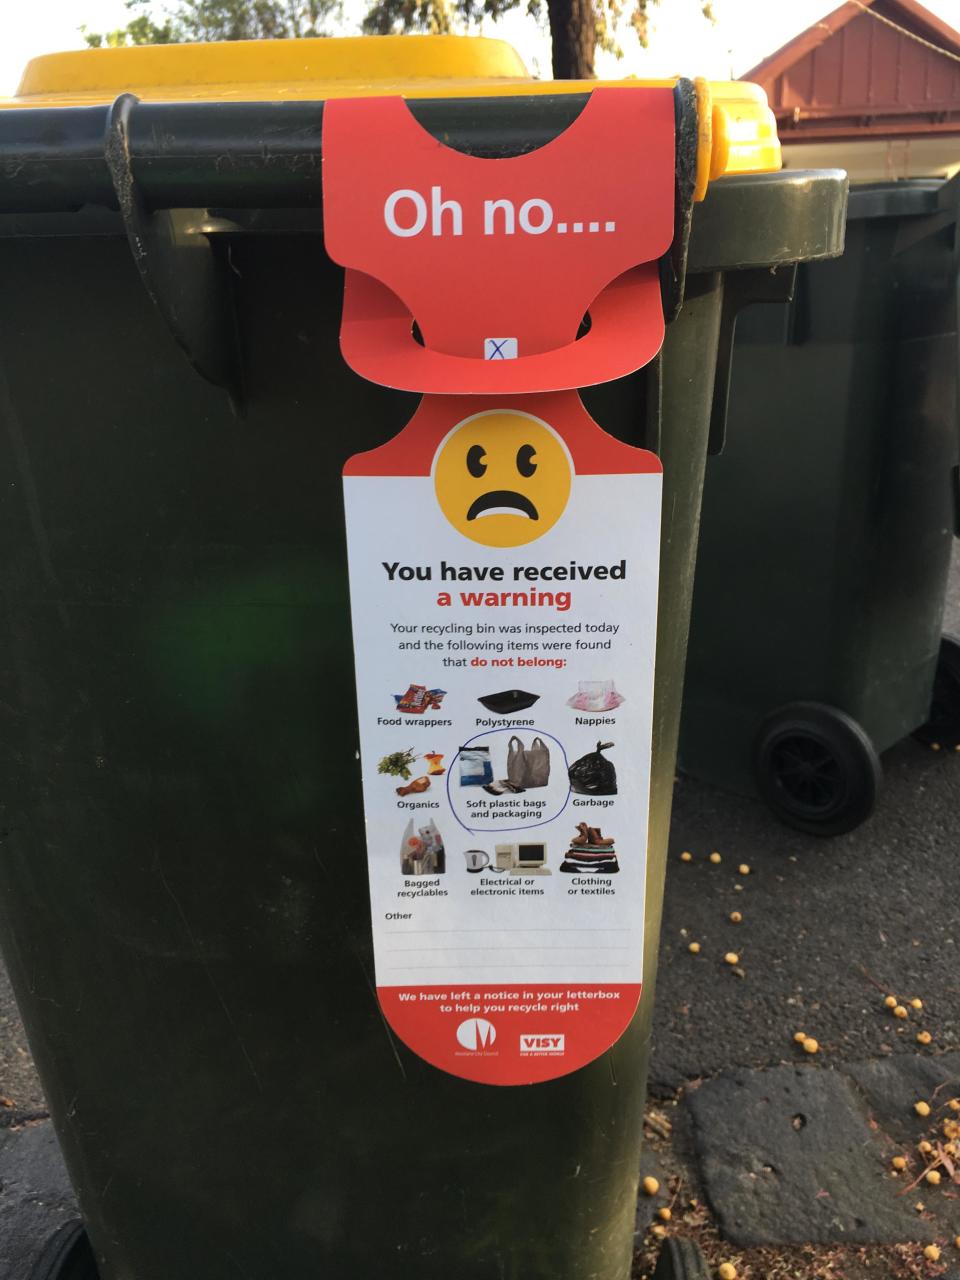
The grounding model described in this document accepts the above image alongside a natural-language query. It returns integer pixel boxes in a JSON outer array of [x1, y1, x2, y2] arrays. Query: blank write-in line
[[383, 947, 629, 954], [380, 964, 628, 971], [381, 928, 633, 935]]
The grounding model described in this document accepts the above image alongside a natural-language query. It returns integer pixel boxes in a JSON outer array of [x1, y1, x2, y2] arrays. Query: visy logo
[[456, 1018, 497, 1051], [520, 1034, 565, 1055]]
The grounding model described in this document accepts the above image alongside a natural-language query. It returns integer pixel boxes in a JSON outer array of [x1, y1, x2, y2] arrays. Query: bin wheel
[[913, 634, 960, 750], [27, 1221, 99, 1280], [754, 701, 881, 836], [653, 1236, 711, 1279]]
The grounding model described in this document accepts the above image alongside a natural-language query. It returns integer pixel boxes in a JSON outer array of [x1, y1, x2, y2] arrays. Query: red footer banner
[[379, 983, 643, 1085]]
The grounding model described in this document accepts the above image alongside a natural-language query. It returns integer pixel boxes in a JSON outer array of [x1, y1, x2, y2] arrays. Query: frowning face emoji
[[433, 410, 572, 548]]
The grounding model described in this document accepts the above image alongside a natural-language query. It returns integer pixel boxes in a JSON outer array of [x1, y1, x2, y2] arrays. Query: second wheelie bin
[[679, 177, 960, 835]]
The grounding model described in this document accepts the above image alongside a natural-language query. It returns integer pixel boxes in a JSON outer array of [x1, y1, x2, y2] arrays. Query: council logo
[[456, 1017, 497, 1051]]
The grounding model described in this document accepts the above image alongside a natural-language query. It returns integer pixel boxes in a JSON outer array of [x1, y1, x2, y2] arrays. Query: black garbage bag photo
[[567, 742, 617, 795]]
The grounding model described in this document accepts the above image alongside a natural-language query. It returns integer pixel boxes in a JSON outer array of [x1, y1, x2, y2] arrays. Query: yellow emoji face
[[433, 410, 572, 548]]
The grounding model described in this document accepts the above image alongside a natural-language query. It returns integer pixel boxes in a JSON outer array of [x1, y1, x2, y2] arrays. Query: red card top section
[[323, 89, 675, 394]]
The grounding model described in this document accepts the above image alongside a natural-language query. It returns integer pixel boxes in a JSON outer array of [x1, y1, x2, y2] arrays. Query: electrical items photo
[[495, 842, 552, 876]]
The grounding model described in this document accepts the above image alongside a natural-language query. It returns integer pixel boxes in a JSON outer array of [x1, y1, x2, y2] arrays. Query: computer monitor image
[[516, 842, 547, 869]]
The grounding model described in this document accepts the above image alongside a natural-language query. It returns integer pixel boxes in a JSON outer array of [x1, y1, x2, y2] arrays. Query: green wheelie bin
[[679, 177, 960, 836], [0, 37, 846, 1280]]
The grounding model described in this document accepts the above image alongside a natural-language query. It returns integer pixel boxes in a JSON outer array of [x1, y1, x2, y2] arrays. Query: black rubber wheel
[[653, 1237, 711, 1280], [27, 1221, 99, 1280], [913, 634, 960, 750], [754, 701, 881, 836]]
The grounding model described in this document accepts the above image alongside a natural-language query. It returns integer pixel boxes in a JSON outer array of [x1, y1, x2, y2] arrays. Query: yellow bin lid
[[5, 35, 781, 197]]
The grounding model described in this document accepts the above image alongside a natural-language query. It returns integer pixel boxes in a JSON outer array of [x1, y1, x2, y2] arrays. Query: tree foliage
[[364, 0, 715, 75], [83, 0, 714, 81], [83, 0, 341, 47]]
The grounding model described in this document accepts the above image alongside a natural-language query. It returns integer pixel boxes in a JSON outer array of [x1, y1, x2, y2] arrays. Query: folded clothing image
[[560, 856, 619, 874], [477, 689, 540, 715], [566, 681, 625, 713], [559, 822, 619, 874], [395, 684, 447, 714]]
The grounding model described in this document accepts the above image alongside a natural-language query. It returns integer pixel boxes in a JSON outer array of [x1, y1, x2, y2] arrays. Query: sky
[[4, 0, 960, 95]]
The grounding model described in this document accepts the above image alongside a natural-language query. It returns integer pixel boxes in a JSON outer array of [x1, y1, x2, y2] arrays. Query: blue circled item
[[446, 727, 571, 836]]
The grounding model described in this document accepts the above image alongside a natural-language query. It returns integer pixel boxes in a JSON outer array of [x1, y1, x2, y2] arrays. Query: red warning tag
[[326, 88, 674, 1083], [323, 88, 675, 392]]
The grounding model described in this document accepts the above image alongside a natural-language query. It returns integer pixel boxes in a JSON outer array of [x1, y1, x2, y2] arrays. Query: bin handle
[[707, 263, 798, 456], [104, 93, 243, 413]]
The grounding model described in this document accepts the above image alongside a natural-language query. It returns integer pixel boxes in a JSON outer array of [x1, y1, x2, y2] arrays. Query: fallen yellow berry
[[718, 1265, 738, 1280], [738, 864, 750, 875], [925, 1170, 941, 1186], [642, 1176, 660, 1196], [919, 1141, 933, 1154], [949, 1099, 960, 1112], [915, 1202, 925, 1212], [884, 996, 898, 1009], [915, 1101, 931, 1118], [954, 1235, 960, 1249], [910, 998, 923, 1010], [917, 1031, 932, 1046], [802, 1037, 819, 1055], [794, 1031, 808, 1044], [894, 1005, 909, 1019], [688, 942, 701, 955], [924, 1244, 940, 1262], [650, 1224, 667, 1239], [729, 911, 743, 923], [709, 852, 722, 864], [680, 851, 692, 862], [724, 952, 739, 965], [733, 884, 744, 892], [657, 1207, 672, 1222], [892, 1156, 908, 1170]]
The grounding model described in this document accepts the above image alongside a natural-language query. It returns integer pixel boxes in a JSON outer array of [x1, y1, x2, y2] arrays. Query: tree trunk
[[546, 0, 596, 79]]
